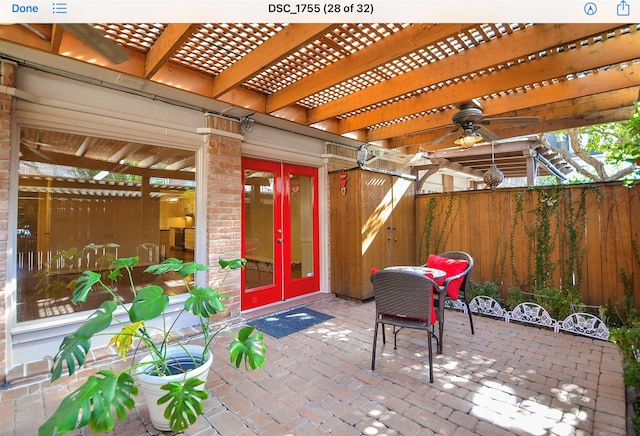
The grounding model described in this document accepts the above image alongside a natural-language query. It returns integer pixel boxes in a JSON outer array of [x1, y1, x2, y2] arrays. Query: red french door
[[241, 158, 320, 310]]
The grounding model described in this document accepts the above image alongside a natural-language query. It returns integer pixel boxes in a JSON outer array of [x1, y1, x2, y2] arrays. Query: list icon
[[52, 2, 67, 14]]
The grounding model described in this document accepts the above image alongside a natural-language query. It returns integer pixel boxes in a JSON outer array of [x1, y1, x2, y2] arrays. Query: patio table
[[383, 266, 446, 280]]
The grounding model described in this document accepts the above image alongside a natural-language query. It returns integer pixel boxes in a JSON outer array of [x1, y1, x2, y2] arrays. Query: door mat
[[249, 307, 333, 339]]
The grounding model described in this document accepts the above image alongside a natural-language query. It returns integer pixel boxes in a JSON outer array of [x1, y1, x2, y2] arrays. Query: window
[[17, 127, 197, 322]]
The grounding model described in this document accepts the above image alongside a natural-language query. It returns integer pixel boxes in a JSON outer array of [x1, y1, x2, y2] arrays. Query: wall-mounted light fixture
[[355, 144, 416, 181], [356, 144, 370, 167]]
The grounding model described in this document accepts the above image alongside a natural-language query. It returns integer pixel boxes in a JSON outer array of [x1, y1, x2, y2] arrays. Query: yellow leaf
[[108, 322, 143, 360]]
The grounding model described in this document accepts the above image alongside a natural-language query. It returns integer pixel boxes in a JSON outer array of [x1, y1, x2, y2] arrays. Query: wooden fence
[[415, 182, 640, 310]]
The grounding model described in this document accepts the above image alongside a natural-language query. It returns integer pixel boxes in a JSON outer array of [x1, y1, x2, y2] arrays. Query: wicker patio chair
[[370, 268, 439, 383], [426, 251, 474, 354]]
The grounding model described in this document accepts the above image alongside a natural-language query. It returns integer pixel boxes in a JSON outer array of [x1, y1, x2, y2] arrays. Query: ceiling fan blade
[[62, 24, 129, 64], [480, 116, 540, 125], [476, 125, 499, 142], [19, 23, 49, 40], [427, 126, 461, 145]]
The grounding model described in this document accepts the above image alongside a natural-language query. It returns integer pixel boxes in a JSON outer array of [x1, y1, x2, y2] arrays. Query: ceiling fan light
[[454, 130, 483, 148]]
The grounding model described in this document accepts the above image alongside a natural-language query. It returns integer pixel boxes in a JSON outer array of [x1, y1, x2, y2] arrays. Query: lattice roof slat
[[95, 23, 165, 52], [3, 21, 637, 173]]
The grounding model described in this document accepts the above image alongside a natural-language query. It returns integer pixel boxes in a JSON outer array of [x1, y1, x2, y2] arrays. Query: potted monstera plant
[[38, 256, 266, 435]]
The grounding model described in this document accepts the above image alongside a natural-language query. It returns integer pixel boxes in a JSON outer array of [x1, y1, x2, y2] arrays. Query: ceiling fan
[[20, 23, 129, 64], [433, 101, 540, 148]]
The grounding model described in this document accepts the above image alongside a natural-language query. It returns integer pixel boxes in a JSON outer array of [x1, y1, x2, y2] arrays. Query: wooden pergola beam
[[212, 24, 335, 98], [145, 24, 201, 79], [352, 30, 640, 138], [392, 77, 640, 152], [309, 23, 620, 125], [266, 24, 464, 113]]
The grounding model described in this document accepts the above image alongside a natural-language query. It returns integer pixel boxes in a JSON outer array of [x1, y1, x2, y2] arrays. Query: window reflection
[[243, 171, 275, 289], [289, 175, 314, 279], [17, 128, 197, 322]]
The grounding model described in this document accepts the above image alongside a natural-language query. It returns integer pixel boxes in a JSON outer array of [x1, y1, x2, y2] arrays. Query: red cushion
[[426, 254, 469, 300], [423, 272, 437, 322]]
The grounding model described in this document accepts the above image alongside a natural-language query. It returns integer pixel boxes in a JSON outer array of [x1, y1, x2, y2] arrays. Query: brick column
[[0, 61, 15, 384], [204, 114, 243, 316]]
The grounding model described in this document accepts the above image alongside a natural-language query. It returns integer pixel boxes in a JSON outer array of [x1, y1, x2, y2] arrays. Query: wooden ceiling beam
[[375, 62, 640, 143], [487, 107, 636, 140], [395, 88, 638, 152], [145, 24, 201, 79], [343, 30, 640, 136], [390, 71, 640, 149], [212, 24, 335, 98], [427, 141, 537, 159], [18, 176, 157, 193], [480, 64, 640, 116], [522, 87, 639, 121], [308, 23, 621, 125], [266, 23, 465, 113], [428, 160, 485, 179], [1, 23, 637, 161], [74, 136, 97, 157], [50, 24, 64, 55], [166, 155, 196, 171]]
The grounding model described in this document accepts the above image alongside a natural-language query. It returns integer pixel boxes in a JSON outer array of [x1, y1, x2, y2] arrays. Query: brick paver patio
[[0, 295, 626, 435]]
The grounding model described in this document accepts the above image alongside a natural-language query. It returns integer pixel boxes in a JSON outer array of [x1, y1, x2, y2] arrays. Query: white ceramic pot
[[137, 344, 213, 431]]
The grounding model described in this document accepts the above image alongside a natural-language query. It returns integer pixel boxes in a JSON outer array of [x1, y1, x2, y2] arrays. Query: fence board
[[615, 186, 634, 301], [584, 188, 604, 306], [601, 186, 623, 303], [498, 192, 511, 287], [415, 182, 640, 310]]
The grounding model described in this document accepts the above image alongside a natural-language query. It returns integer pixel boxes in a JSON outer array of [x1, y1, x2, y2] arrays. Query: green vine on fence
[[419, 197, 437, 263], [510, 191, 524, 288], [532, 187, 560, 290], [420, 193, 458, 262], [559, 188, 589, 291], [492, 236, 507, 285], [510, 186, 590, 293]]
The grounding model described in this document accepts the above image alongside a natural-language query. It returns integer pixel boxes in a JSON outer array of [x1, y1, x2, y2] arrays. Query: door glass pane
[[289, 174, 314, 279], [244, 170, 275, 288], [16, 127, 196, 322]]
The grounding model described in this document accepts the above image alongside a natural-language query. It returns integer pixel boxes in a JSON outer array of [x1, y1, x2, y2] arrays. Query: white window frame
[[7, 67, 207, 367]]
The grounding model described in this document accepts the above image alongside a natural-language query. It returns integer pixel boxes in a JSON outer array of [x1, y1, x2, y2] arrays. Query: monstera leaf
[[39, 370, 137, 436], [106, 256, 140, 281], [219, 258, 247, 270], [184, 287, 227, 318], [51, 301, 117, 381], [129, 285, 169, 322], [229, 326, 266, 371], [157, 378, 208, 431], [145, 258, 207, 278], [71, 270, 102, 303]]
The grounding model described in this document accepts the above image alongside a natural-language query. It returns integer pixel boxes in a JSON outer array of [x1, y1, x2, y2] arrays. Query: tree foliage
[[541, 102, 640, 183]]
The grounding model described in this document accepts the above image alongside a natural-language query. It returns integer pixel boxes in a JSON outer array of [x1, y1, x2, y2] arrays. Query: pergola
[[0, 23, 638, 176]]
